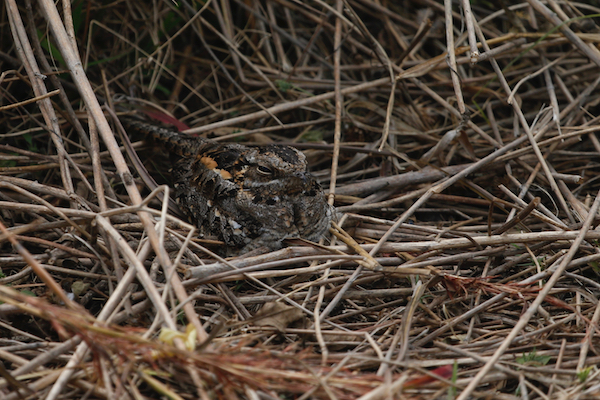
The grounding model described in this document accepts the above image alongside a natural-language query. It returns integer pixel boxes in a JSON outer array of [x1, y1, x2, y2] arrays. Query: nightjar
[[122, 117, 334, 252]]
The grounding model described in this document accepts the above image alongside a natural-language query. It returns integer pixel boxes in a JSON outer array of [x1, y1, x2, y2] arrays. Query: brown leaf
[[254, 302, 304, 331]]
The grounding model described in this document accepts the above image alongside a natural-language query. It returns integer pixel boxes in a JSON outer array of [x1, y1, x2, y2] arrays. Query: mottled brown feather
[[122, 117, 334, 253]]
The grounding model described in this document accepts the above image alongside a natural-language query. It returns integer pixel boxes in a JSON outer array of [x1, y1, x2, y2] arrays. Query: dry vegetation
[[3, 0, 600, 399]]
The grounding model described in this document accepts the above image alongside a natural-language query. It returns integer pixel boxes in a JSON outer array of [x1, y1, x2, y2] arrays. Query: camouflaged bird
[[122, 117, 334, 253]]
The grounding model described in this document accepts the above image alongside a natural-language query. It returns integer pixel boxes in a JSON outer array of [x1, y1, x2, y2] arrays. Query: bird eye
[[257, 165, 273, 175]]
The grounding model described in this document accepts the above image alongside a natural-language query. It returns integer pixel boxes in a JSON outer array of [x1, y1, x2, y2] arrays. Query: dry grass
[[2, 0, 600, 398]]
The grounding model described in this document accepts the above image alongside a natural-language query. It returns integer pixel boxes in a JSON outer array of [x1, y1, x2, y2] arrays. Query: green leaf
[[37, 29, 65, 67], [275, 79, 293, 92], [71, 0, 85, 34], [23, 133, 38, 153], [516, 349, 550, 366], [154, 83, 172, 96], [300, 130, 323, 143], [447, 361, 458, 400], [577, 366, 593, 383], [0, 160, 17, 168]]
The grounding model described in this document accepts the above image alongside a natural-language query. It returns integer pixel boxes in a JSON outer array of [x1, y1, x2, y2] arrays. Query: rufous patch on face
[[234, 165, 248, 179], [217, 169, 232, 179], [200, 156, 218, 169], [199, 156, 232, 179]]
